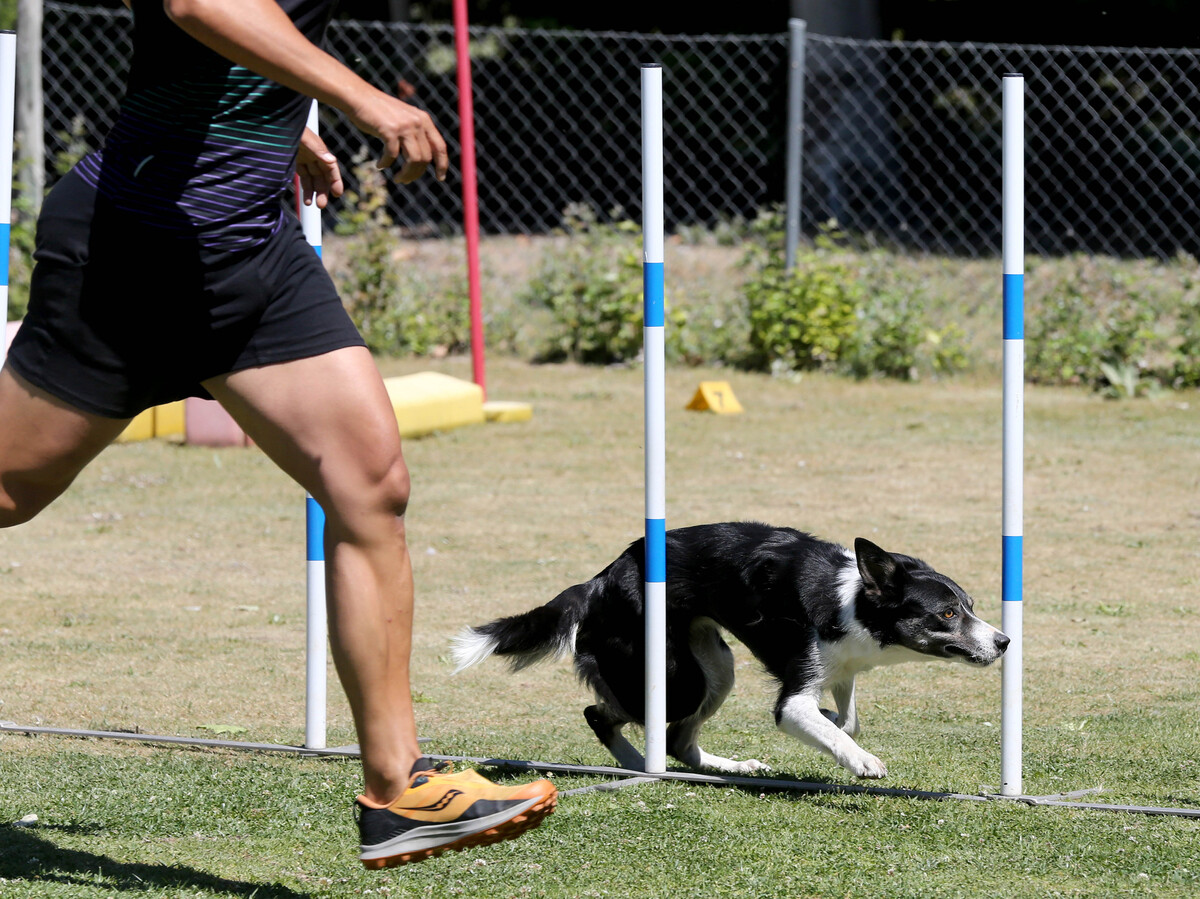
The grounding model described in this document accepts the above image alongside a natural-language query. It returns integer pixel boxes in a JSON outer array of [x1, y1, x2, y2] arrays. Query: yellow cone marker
[[685, 381, 743, 414]]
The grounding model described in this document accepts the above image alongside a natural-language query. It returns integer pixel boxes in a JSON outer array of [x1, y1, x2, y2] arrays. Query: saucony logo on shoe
[[407, 788, 464, 812]]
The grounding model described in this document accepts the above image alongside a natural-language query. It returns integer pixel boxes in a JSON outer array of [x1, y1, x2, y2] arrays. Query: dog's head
[[853, 537, 1009, 666]]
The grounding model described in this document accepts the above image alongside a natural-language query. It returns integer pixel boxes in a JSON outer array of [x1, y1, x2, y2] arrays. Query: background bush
[[742, 236, 862, 375], [517, 208, 646, 365], [334, 153, 469, 357], [1168, 271, 1200, 389], [1025, 258, 1178, 396], [740, 219, 969, 381], [6, 197, 35, 321]]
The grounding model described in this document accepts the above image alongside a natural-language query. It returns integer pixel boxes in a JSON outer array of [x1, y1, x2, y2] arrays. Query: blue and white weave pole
[[0, 32, 16, 371], [300, 99, 328, 752], [641, 63, 667, 775], [1000, 73, 1024, 798]]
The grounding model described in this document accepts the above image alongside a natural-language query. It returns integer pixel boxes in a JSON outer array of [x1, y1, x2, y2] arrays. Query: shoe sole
[[360, 789, 557, 869]]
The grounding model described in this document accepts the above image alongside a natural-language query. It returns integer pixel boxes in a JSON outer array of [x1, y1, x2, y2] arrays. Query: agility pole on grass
[[298, 99, 329, 752], [0, 31, 15, 371], [1001, 73, 1024, 798], [641, 63, 667, 775]]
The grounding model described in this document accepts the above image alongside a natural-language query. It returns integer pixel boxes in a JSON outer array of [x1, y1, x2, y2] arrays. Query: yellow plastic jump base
[[116, 401, 185, 443], [384, 371, 486, 438], [483, 399, 534, 423], [112, 372, 531, 445]]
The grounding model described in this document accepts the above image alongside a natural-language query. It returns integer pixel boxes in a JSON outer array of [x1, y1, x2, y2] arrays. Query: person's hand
[[296, 127, 343, 208], [350, 90, 449, 185]]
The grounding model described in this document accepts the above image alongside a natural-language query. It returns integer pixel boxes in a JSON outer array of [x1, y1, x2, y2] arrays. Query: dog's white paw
[[847, 752, 888, 779], [732, 758, 771, 775], [699, 753, 771, 775]]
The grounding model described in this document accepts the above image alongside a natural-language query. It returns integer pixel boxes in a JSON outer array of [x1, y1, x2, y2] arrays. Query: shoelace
[[409, 760, 453, 788]]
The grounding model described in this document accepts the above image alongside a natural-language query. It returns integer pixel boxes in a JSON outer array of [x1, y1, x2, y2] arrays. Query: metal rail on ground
[[4, 722, 1196, 819]]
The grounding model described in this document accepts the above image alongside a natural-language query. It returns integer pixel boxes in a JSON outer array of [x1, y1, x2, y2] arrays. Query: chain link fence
[[41, 2, 1200, 259], [803, 35, 1200, 258]]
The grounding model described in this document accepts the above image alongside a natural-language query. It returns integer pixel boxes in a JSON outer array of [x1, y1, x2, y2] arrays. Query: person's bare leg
[[0, 366, 130, 527], [203, 347, 420, 803]]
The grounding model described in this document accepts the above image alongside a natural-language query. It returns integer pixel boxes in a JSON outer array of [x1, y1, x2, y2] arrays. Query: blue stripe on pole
[[645, 518, 666, 583], [1002, 534, 1022, 602], [0, 223, 9, 284], [312, 245, 322, 258], [306, 495, 326, 562], [1003, 274, 1024, 339], [644, 262, 664, 327]]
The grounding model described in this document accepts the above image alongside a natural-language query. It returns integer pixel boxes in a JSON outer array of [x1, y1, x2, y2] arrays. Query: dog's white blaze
[[824, 558, 924, 682], [449, 627, 498, 673], [959, 615, 1008, 664], [835, 551, 859, 608]]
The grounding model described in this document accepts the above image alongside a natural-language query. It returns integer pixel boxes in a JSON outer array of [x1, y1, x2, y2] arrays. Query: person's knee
[[376, 451, 411, 520], [322, 448, 411, 539], [0, 475, 58, 528]]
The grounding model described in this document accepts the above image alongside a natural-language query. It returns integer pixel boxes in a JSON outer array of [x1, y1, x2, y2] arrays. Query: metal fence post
[[16, 0, 42, 212], [785, 17, 806, 273]]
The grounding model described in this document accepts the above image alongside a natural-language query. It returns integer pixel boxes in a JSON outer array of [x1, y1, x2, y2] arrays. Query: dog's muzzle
[[948, 630, 1010, 665]]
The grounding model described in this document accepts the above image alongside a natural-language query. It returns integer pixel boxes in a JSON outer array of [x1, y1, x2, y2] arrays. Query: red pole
[[453, 0, 487, 399]]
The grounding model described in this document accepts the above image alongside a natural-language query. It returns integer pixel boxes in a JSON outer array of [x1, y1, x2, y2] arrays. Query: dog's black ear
[[855, 538, 903, 603]]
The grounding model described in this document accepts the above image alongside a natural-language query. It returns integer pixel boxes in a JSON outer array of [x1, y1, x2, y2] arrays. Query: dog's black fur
[[452, 522, 1008, 778]]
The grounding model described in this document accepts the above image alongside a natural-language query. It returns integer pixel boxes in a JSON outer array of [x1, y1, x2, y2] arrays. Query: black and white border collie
[[452, 523, 1008, 779]]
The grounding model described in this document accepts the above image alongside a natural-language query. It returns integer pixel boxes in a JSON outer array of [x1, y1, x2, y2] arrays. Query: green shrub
[[1162, 259, 1200, 389], [665, 298, 752, 369], [1026, 282, 1104, 385], [53, 115, 92, 179], [334, 152, 469, 356], [1171, 296, 1200, 388], [742, 229, 862, 375], [1027, 265, 1161, 395], [848, 287, 970, 382], [6, 195, 35, 321], [519, 208, 645, 365], [740, 220, 967, 380]]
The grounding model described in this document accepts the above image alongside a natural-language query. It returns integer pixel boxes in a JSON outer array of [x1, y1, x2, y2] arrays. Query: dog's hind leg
[[667, 620, 770, 775], [584, 703, 645, 770], [667, 716, 770, 775]]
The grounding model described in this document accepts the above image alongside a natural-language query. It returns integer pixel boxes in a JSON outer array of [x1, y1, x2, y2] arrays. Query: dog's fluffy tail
[[451, 583, 590, 674]]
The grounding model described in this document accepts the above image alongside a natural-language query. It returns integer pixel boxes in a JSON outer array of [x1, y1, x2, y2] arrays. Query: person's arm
[[162, 0, 447, 184]]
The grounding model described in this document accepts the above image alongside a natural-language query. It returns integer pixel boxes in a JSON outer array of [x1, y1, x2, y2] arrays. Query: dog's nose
[[995, 633, 1011, 653]]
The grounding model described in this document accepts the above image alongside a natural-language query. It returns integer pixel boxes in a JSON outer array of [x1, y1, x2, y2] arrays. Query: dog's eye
[[942, 609, 956, 619]]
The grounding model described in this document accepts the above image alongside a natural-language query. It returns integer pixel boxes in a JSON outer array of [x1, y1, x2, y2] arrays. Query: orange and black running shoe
[[356, 759, 557, 868]]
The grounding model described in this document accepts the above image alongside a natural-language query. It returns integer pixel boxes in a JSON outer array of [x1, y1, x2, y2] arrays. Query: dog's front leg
[[830, 678, 859, 737], [776, 689, 886, 779]]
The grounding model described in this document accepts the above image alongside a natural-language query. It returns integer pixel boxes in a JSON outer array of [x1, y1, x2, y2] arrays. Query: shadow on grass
[[0, 824, 312, 898], [472, 760, 967, 813]]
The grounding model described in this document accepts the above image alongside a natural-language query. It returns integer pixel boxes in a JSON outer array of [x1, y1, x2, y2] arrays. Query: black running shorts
[[7, 168, 366, 419]]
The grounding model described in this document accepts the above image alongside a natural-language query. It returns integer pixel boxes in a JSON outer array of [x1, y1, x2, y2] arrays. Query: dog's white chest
[[819, 623, 924, 684]]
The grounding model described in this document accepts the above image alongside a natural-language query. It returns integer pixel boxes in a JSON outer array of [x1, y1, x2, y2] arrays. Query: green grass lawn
[[2, 355, 1198, 897]]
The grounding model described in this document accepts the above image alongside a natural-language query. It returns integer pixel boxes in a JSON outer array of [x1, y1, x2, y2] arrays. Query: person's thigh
[[201, 346, 407, 521], [0, 366, 130, 525]]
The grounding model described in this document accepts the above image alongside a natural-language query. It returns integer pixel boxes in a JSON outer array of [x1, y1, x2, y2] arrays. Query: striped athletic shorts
[[6, 167, 365, 419]]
